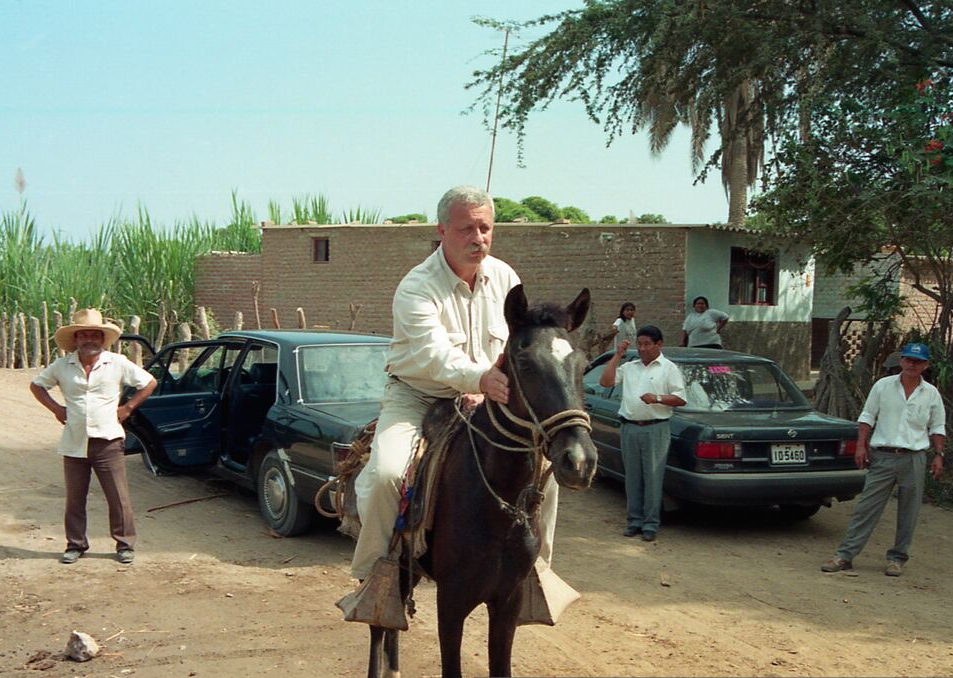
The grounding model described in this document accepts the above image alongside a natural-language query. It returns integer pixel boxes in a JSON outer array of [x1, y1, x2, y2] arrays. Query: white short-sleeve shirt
[[682, 308, 729, 347], [614, 353, 687, 422], [33, 351, 155, 457], [858, 374, 946, 450]]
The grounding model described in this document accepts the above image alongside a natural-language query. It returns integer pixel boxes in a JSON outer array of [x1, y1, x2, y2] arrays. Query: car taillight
[[839, 439, 857, 456], [331, 442, 351, 474], [696, 442, 741, 459]]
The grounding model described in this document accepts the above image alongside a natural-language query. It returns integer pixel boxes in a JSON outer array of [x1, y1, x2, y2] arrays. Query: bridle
[[454, 339, 592, 525]]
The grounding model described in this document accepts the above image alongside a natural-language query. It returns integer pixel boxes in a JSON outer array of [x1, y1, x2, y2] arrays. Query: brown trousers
[[63, 437, 136, 552]]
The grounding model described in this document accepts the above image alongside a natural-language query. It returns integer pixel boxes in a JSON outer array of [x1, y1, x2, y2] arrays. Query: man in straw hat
[[29, 308, 156, 564]]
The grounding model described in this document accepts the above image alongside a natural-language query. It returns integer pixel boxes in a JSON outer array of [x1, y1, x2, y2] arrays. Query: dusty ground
[[3, 368, 953, 678]]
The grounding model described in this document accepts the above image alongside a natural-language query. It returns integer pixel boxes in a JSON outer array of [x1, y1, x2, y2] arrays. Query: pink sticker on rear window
[[708, 365, 732, 373]]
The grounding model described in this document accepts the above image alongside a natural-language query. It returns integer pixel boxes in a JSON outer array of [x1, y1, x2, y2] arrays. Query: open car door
[[124, 338, 246, 473]]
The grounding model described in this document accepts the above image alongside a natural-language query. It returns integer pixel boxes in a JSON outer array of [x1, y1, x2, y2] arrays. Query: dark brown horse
[[367, 285, 599, 678]]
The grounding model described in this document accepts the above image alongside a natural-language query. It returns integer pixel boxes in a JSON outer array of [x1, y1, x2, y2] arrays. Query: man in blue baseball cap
[[821, 342, 946, 576]]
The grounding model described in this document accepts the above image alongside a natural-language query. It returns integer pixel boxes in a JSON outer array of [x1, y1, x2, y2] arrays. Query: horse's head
[[501, 285, 598, 491]]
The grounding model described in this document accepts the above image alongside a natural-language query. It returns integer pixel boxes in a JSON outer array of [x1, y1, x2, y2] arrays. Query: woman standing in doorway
[[681, 296, 729, 349], [610, 302, 638, 350]]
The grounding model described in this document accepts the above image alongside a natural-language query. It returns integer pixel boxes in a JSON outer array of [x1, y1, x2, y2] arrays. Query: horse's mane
[[523, 302, 569, 329]]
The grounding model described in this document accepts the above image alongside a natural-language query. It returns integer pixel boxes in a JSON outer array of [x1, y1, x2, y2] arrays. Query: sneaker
[[820, 557, 853, 572], [885, 561, 903, 577], [60, 549, 83, 564], [623, 526, 642, 537], [641, 531, 657, 542], [117, 549, 135, 564]]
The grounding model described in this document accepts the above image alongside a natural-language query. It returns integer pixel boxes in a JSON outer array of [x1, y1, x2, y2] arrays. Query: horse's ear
[[565, 288, 591, 332], [504, 284, 528, 329]]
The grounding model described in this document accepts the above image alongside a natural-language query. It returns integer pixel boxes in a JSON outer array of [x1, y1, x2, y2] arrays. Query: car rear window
[[297, 344, 389, 403], [678, 362, 810, 411]]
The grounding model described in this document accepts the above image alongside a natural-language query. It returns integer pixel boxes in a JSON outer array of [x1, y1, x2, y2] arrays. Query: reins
[[453, 343, 591, 524]]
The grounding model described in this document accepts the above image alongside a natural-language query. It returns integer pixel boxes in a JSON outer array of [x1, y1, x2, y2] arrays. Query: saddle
[[329, 400, 579, 629]]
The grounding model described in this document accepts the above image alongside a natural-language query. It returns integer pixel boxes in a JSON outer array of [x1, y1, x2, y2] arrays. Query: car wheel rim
[[263, 467, 288, 519]]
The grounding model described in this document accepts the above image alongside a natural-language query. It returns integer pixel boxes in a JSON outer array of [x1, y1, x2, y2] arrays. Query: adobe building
[[195, 222, 816, 379]]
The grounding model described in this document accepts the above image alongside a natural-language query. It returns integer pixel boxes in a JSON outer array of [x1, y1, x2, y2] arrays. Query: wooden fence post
[[0, 311, 7, 368], [196, 306, 211, 340], [128, 315, 142, 366], [67, 297, 77, 321], [41, 301, 50, 366], [252, 281, 262, 329], [53, 310, 64, 358], [270, 308, 280, 329], [17, 313, 28, 369], [349, 303, 363, 331], [113, 318, 125, 353], [234, 311, 243, 331], [155, 302, 168, 351], [8, 312, 18, 367], [30, 316, 41, 368], [296, 307, 306, 329], [176, 322, 192, 374]]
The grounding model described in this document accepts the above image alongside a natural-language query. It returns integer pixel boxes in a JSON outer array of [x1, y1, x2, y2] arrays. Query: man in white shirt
[[599, 325, 686, 541], [821, 342, 946, 576], [350, 186, 564, 582], [30, 309, 156, 564]]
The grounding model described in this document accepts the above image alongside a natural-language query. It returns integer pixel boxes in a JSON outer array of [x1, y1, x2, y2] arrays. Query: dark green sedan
[[122, 329, 389, 536], [583, 348, 864, 519]]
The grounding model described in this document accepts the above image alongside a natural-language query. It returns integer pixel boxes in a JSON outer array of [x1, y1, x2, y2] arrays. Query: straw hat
[[54, 308, 122, 352]]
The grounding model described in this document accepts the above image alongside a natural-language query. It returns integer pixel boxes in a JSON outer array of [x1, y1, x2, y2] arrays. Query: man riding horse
[[349, 185, 560, 596]]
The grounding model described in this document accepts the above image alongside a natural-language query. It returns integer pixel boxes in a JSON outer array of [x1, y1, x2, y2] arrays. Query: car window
[[677, 362, 809, 411], [163, 345, 228, 394], [582, 361, 619, 401], [297, 344, 388, 403]]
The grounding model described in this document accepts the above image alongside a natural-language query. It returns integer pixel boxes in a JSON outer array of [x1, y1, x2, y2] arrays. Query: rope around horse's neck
[[450, 344, 592, 523]]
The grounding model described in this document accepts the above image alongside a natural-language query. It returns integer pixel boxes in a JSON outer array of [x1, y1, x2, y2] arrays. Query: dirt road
[[3, 367, 953, 677]]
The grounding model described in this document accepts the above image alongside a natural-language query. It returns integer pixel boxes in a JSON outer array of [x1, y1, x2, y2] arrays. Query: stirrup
[[336, 557, 409, 630], [517, 557, 580, 626]]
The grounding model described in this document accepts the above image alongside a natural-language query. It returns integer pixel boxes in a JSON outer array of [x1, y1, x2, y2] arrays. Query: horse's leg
[[367, 625, 385, 678], [437, 584, 479, 678], [383, 629, 400, 678], [486, 592, 522, 678]]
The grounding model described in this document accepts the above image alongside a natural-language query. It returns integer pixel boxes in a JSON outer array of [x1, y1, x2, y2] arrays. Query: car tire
[[777, 503, 822, 520], [257, 450, 314, 536]]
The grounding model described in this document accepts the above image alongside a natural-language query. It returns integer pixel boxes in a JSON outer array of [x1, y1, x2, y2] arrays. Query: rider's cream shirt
[[385, 246, 520, 398]]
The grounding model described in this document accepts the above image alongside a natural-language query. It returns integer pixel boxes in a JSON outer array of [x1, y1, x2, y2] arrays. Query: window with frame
[[312, 237, 330, 263], [729, 247, 777, 305]]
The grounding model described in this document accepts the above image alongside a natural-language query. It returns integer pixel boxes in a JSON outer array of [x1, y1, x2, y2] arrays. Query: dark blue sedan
[[583, 348, 865, 518]]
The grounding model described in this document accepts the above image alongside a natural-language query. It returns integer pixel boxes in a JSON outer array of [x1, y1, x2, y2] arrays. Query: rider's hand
[[479, 354, 509, 404], [854, 443, 869, 470], [461, 393, 485, 413]]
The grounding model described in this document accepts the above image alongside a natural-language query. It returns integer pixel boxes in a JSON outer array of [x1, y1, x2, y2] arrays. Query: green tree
[[387, 213, 428, 224], [634, 213, 669, 224], [561, 205, 591, 223], [493, 197, 544, 222], [520, 196, 562, 221], [470, 2, 953, 225]]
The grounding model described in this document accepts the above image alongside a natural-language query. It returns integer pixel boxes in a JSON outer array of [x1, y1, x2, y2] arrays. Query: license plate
[[771, 443, 806, 464]]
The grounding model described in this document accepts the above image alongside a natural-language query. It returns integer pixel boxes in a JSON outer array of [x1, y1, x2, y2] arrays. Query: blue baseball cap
[[900, 342, 930, 361]]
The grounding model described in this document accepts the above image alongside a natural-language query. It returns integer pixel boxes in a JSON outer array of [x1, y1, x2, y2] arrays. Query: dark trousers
[[63, 437, 136, 552]]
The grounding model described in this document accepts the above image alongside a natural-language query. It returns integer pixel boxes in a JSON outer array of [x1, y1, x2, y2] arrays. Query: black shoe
[[641, 531, 657, 542], [623, 526, 642, 537]]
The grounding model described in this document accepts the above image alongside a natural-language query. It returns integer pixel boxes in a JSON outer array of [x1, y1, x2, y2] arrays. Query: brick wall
[[898, 265, 944, 335], [193, 223, 815, 378], [194, 253, 263, 330]]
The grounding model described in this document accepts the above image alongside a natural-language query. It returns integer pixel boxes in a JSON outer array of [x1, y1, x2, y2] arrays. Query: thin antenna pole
[[486, 28, 509, 193]]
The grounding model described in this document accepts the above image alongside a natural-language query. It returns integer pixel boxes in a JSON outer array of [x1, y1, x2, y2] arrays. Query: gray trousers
[[836, 449, 927, 564], [620, 420, 671, 533]]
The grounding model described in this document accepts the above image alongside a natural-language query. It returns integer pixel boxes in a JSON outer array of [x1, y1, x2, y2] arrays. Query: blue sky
[[2, 0, 730, 240]]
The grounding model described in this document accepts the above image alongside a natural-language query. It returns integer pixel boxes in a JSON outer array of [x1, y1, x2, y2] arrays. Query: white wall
[[685, 229, 815, 322]]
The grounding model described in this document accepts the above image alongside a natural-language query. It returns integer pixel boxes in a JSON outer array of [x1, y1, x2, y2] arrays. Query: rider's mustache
[[467, 244, 489, 255]]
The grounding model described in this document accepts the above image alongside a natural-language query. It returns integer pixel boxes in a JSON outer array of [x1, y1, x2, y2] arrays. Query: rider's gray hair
[[436, 185, 494, 226]]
